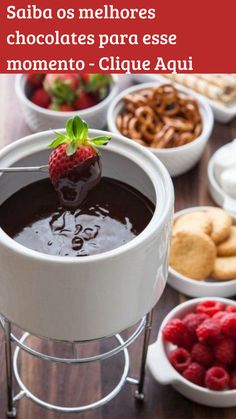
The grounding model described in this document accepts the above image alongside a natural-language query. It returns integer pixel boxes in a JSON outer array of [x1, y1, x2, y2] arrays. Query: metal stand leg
[[3, 320, 16, 417], [135, 311, 153, 401]]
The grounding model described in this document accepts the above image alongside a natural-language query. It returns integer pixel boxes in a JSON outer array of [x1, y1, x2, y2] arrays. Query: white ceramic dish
[[208, 145, 236, 216], [15, 74, 120, 132], [147, 297, 236, 407], [132, 74, 236, 124], [107, 82, 213, 177], [168, 206, 236, 297], [0, 129, 174, 342]]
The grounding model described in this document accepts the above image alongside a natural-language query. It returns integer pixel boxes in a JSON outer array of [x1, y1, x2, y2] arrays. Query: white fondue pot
[[0, 130, 174, 341]]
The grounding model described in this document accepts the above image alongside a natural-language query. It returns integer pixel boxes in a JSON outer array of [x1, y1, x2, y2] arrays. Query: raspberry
[[182, 362, 205, 386], [212, 311, 228, 321], [225, 305, 236, 313], [183, 313, 209, 339], [213, 361, 228, 370], [205, 367, 229, 390], [191, 343, 214, 367], [162, 319, 188, 346], [197, 319, 221, 344], [181, 330, 197, 351], [196, 300, 225, 317], [214, 338, 235, 364], [221, 314, 236, 338], [169, 348, 191, 373], [229, 370, 236, 389]]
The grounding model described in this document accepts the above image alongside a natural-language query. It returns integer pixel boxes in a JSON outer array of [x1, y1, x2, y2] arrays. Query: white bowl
[[0, 129, 174, 341], [208, 145, 236, 216], [147, 297, 236, 407], [15, 74, 119, 132], [107, 82, 214, 177], [168, 206, 236, 297]]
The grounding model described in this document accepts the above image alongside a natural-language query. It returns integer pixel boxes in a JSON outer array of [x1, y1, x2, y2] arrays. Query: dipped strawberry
[[48, 116, 111, 209]]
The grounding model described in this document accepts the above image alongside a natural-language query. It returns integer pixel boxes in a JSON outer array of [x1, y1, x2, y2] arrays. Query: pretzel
[[116, 84, 202, 149]]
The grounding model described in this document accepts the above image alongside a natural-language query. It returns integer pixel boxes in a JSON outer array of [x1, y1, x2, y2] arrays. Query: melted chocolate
[[0, 177, 154, 257], [55, 155, 101, 209]]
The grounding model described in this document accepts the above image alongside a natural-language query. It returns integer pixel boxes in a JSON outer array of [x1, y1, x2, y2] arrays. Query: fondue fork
[[0, 165, 49, 173]]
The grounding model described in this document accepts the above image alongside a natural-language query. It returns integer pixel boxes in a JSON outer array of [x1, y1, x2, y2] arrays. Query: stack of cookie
[[170, 208, 236, 281]]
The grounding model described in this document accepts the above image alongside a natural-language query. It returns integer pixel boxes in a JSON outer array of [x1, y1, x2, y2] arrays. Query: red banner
[[0, 0, 235, 73]]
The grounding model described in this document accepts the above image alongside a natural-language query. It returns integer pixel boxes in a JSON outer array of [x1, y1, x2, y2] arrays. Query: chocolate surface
[[0, 177, 154, 257]]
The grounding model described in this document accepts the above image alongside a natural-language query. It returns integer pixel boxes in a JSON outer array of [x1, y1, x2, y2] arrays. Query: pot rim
[[0, 129, 174, 264]]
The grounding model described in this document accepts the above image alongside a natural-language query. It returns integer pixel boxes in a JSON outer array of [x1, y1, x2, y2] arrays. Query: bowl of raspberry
[[15, 73, 119, 132], [147, 297, 236, 407]]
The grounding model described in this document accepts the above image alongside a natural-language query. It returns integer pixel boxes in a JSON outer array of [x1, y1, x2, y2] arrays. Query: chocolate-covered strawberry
[[49, 116, 111, 209]]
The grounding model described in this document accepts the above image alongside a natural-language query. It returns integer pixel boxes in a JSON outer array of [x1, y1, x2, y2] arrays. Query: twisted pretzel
[[116, 84, 202, 149]]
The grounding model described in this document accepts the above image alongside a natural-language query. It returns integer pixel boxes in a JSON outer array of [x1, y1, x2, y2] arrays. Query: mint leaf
[[66, 141, 77, 156], [92, 136, 111, 146]]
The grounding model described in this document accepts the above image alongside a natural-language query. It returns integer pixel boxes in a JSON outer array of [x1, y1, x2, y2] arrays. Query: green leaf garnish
[[66, 118, 75, 141], [49, 115, 111, 156], [49, 134, 69, 149], [92, 136, 111, 146], [66, 141, 77, 156], [72, 116, 88, 140]]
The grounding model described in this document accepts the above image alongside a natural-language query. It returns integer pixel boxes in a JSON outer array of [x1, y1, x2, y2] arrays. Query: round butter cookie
[[207, 208, 232, 244], [173, 211, 212, 235], [212, 256, 236, 281], [217, 226, 236, 256], [169, 230, 216, 280]]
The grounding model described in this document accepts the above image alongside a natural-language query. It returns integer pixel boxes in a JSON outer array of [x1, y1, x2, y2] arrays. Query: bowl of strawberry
[[147, 297, 236, 407], [15, 73, 118, 132]]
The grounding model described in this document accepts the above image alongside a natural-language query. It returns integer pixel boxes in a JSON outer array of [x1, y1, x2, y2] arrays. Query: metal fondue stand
[[1, 310, 153, 416]]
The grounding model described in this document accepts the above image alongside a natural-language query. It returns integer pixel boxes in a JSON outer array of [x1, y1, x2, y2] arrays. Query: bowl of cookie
[[107, 82, 214, 177], [147, 297, 236, 407], [168, 206, 236, 297]]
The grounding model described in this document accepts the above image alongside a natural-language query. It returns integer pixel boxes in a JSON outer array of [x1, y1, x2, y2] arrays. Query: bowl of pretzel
[[107, 82, 214, 177]]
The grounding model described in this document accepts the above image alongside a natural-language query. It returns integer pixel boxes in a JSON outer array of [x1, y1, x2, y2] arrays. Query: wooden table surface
[[0, 75, 236, 419]]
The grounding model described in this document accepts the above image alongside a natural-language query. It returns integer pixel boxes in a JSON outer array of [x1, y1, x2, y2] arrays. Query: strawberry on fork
[[48, 116, 111, 209]]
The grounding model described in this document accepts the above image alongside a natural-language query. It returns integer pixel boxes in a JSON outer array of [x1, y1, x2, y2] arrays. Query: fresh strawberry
[[48, 103, 75, 112], [44, 74, 79, 105], [81, 74, 92, 84], [44, 74, 79, 90], [31, 88, 51, 108], [48, 116, 111, 208], [84, 74, 112, 96], [27, 74, 45, 87], [75, 91, 97, 110]]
